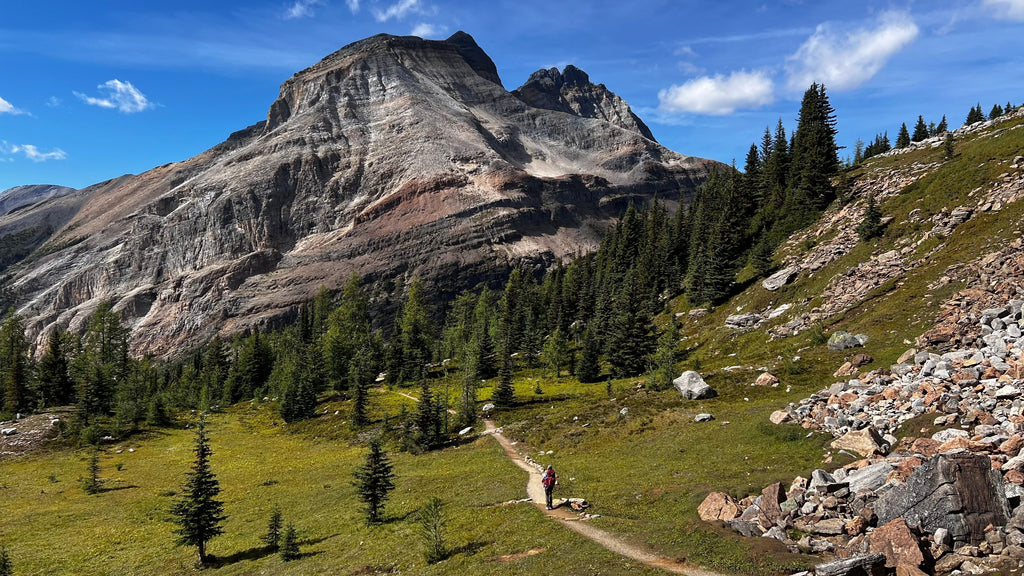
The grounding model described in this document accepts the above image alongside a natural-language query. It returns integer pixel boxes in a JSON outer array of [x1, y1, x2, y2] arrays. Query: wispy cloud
[[46, 96, 63, 108], [374, 0, 422, 22], [346, 0, 360, 13], [285, 0, 324, 19], [74, 79, 154, 113], [0, 96, 25, 115], [784, 10, 919, 92], [658, 70, 774, 115], [411, 22, 446, 38], [984, 0, 1024, 20], [1, 141, 67, 162]]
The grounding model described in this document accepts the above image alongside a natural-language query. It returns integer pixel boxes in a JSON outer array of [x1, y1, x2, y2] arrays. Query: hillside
[[0, 103, 1022, 575], [0, 31, 718, 358]]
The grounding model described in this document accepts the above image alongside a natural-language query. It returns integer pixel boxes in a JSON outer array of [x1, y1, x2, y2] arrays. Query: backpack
[[542, 472, 555, 488]]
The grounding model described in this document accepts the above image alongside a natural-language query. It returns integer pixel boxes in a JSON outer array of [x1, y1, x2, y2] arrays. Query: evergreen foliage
[[650, 320, 680, 391], [911, 116, 929, 142], [990, 104, 1004, 120], [353, 439, 396, 524], [80, 445, 101, 494], [169, 416, 226, 564], [936, 115, 948, 133], [264, 507, 283, 549], [896, 123, 911, 148], [419, 496, 448, 564], [36, 330, 73, 409], [966, 103, 985, 125], [0, 547, 10, 576], [456, 366, 477, 430], [944, 132, 956, 160], [0, 312, 29, 416], [856, 193, 884, 241], [492, 357, 515, 408], [279, 524, 300, 561]]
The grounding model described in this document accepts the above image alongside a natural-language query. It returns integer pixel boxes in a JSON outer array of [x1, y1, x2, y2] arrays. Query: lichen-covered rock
[[673, 371, 714, 400]]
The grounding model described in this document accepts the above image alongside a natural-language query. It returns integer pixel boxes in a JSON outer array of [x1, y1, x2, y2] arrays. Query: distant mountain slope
[[0, 185, 76, 217], [3, 31, 721, 356]]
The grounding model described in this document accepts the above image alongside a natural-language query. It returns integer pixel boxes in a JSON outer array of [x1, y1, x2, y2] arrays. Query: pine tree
[[650, 321, 680, 391], [279, 524, 300, 561], [37, 329, 73, 408], [541, 327, 569, 378], [0, 547, 11, 576], [856, 193, 883, 241], [990, 104, 1004, 120], [606, 270, 655, 377], [81, 445, 101, 494], [966, 103, 985, 125], [0, 313, 29, 416], [896, 123, 911, 148], [419, 496, 448, 564], [936, 115, 948, 134], [264, 507, 283, 550], [170, 416, 226, 564], [395, 278, 433, 384], [353, 440, 396, 524], [349, 351, 370, 427], [492, 358, 515, 408], [912, 115, 929, 142], [415, 379, 437, 448], [456, 366, 477, 430], [576, 324, 602, 383], [944, 132, 955, 160]]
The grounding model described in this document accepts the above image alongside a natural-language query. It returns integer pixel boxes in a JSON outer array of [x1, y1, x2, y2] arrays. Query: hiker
[[542, 465, 557, 509]]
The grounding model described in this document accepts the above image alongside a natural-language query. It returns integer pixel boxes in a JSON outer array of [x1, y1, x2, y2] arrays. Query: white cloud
[[0, 96, 25, 115], [658, 70, 774, 115], [74, 79, 154, 113], [374, 0, 422, 22], [1, 141, 67, 162], [285, 0, 324, 19], [411, 22, 446, 37], [347, 0, 360, 13], [984, 0, 1024, 20], [46, 96, 63, 108], [784, 10, 918, 92]]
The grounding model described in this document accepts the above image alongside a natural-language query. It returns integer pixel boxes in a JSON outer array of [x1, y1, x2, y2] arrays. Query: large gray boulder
[[815, 553, 886, 576], [828, 331, 865, 351], [874, 452, 1009, 546], [673, 371, 714, 400], [725, 313, 762, 330], [761, 265, 799, 291]]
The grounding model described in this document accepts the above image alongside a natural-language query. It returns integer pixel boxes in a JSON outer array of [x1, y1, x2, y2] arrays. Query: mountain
[[0, 185, 76, 217], [2, 32, 720, 356]]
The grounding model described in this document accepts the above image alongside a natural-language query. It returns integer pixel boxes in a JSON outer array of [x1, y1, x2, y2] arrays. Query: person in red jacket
[[542, 465, 557, 510]]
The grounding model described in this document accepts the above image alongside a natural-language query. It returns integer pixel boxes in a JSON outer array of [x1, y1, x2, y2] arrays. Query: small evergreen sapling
[[279, 524, 300, 561], [491, 358, 515, 408], [263, 507, 283, 550], [856, 193, 883, 241], [353, 439, 396, 524], [419, 496, 448, 564], [944, 133, 955, 160], [0, 546, 12, 576], [81, 445, 101, 494], [169, 416, 226, 565]]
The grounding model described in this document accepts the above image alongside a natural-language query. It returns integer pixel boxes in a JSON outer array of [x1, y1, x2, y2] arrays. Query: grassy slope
[[2, 116, 1022, 576]]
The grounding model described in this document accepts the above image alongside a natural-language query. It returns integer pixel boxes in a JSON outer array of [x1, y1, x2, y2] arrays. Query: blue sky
[[2, 0, 1023, 191]]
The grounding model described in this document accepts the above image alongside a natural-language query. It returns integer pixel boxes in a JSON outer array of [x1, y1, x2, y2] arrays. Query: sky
[[1, 0, 1023, 192]]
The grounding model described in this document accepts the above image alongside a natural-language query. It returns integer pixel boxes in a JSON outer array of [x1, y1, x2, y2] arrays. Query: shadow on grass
[[382, 510, 416, 524], [207, 545, 276, 567], [98, 484, 138, 493], [449, 540, 488, 557]]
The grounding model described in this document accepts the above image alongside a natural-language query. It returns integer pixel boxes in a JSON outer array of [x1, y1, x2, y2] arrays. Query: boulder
[[831, 427, 888, 457], [673, 371, 714, 400], [850, 353, 874, 367], [815, 553, 887, 576], [897, 348, 918, 364], [868, 518, 924, 568], [698, 492, 740, 521], [726, 313, 762, 330], [760, 482, 786, 526], [0, 428, 16, 436], [874, 452, 1010, 546], [769, 409, 792, 424], [847, 461, 895, 493], [931, 428, 970, 443], [812, 518, 846, 535], [694, 413, 714, 422], [762, 265, 799, 291], [829, 331, 865, 351], [754, 372, 779, 387]]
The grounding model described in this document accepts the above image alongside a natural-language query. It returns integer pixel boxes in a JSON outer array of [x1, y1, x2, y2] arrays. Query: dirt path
[[386, 388, 724, 575], [484, 419, 726, 576]]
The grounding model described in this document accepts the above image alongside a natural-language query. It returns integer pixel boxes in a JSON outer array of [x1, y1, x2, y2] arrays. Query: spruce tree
[[0, 313, 29, 416], [576, 324, 602, 383], [936, 115, 948, 133], [944, 132, 955, 160], [492, 358, 515, 408], [396, 278, 433, 384], [990, 104, 1004, 120], [856, 193, 883, 241], [650, 321, 680, 391], [896, 123, 911, 148], [353, 440, 396, 524], [264, 507, 282, 550], [606, 270, 655, 377], [37, 330, 73, 408], [0, 547, 10, 576], [785, 83, 839, 215], [415, 379, 437, 448], [456, 366, 477, 430], [170, 416, 226, 564], [279, 523, 300, 561], [541, 327, 569, 378], [81, 445, 101, 494], [419, 496, 448, 564], [912, 115, 929, 142], [350, 353, 370, 427], [966, 103, 985, 125]]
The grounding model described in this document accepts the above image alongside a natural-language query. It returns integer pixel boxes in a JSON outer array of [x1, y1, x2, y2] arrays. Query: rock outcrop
[[3, 32, 720, 356], [0, 185, 76, 217]]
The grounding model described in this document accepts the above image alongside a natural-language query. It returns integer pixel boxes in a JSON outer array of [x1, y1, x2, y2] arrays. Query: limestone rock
[[831, 427, 888, 457], [814, 553, 887, 576], [762, 265, 799, 291], [673, 371, 714, 400], [754, 372, 779, 387], [829, 331, 865, 351], [726, 313, 763, 330], [698, 492, 740, 521], [769, 410, 792, 424], [868, 518, 924, 568]]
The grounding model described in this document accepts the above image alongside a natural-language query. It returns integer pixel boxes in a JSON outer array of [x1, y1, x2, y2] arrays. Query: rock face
[[0, 185, 76, 217], [875, 453, 1010, 546], [0, 185, 91, 276], [2, 32, 719, 356], [512, 65, 656, 141]]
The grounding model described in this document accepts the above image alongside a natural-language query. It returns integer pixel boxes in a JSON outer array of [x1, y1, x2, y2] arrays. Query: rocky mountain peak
[[513, 65, 656, 141]]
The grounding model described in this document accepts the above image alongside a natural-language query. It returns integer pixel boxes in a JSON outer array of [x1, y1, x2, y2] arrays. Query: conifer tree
[[936, 115, 948, 133], [990, 104, 1004, 120], [353, 439, 396, 524], [324, 274, 371, 390], [492, 357, 515, 408], [395, 278, 433, 385], [415, 378, 437, 448], [650, 320, 680, 391], [966, 103, 985, 125], [264, 507, 282, 550], [912, 115, 929, 142], [81, 445, 101, 494], [576, 324, 602, 383], [541, 327, 569, 378], [606, 269, 655, 377], [896, 122, 911, 148], [456, 365, 477, 430], [856, 193, 883, 241], [944, 132, 955, 160], [419, 496, 448, 564], [349, 350, 370, 427], [785, 83, 838, 216], [146, 394, 171, 427], [0, 313, 29, 416], [37, 329, 73, 408], [170, 416, 226, 565], [279, 524, 300, 561], [0, 547, 10, 576]]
